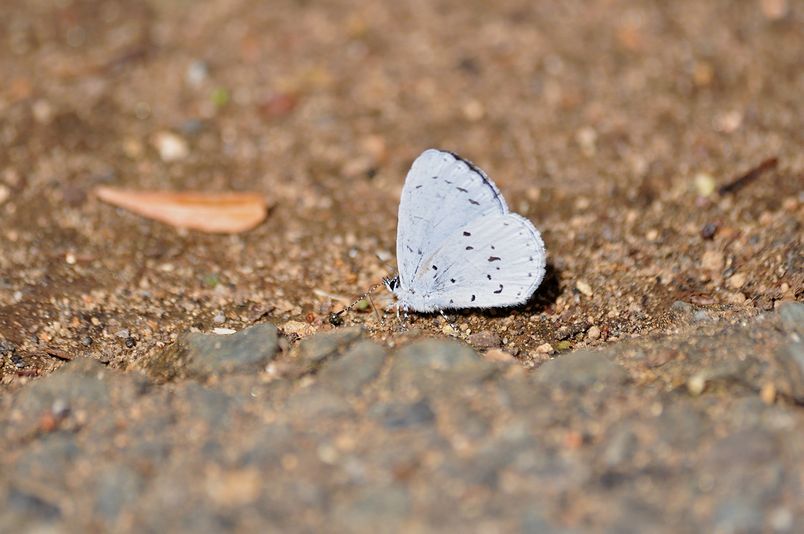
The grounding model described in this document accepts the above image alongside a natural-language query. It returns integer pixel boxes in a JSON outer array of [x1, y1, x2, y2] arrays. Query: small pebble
[[153, 131, 189, 162], [576, 280, 593, 297], [700, 222, 718, 240], [467, 331, 502, 350], [701, 250, 724, 272], [185, 60, 208, 87], [694, 172, 716, 197], [536, 343, 554, 354], [213, 312, 226, 324], [687, 373, 707, 396], [760, 383, 776, 405], [587, 325, 601, 340], [576, 127, 597, 156], [213, 328, 237, 335], [556, 340, 572, 351], [727, 272, 747, 289], [124, 336, 137, 348], [462, 99, 485, 121], [761, 0, 788, 20]]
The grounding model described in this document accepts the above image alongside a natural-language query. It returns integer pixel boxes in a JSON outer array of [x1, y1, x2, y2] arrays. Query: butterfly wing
[[396, 149, 508, 288], [407, 213, 546, 311]]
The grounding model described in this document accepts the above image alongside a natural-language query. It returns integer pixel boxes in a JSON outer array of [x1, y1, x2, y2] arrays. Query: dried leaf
[[94, 187, 267, 234]]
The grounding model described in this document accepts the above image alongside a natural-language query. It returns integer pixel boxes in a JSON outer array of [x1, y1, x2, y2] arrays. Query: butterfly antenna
[[328, 279, 387, 326]]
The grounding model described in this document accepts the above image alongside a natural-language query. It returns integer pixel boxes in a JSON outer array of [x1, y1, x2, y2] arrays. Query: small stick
[[718, 157, 778, 195], [41, 347, 74, 361]]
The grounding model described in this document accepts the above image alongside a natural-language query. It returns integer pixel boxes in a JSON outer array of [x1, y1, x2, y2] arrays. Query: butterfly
[[385, 149, 546, 313]]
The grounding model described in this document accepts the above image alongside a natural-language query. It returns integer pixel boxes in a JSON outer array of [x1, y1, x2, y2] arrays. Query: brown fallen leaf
[[94, 187, 268, 234]]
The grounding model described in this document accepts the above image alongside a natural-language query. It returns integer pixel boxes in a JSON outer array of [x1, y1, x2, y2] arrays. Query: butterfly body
[[391, 149, 546, 313]]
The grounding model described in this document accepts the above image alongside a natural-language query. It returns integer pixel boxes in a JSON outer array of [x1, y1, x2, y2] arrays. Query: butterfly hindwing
[[408, 213, 546, 311], [396, 149, 508, 288]]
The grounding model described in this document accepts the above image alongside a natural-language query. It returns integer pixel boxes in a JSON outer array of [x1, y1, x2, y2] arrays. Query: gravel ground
[[0, 0, 802, 531]]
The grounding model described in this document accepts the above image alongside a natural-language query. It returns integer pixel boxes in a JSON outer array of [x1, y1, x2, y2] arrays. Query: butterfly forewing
[[396, 149, 508, 288], [411, 213, 546, 310]]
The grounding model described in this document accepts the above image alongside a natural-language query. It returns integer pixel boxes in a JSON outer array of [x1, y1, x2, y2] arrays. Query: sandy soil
[[1, 0, 800, 383]]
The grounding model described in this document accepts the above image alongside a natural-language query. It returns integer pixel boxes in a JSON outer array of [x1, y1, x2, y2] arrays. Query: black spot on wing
[[469, 199, 480, 205], [457, 187, 468, 193], [463, 231, 471, 236], [486, 274, 492, 280], [466, 246, 474, 250], [488, 256, 501, 262], [471, 294, 476, 302], [432, 265, 438, 270], [493, 284, 504, 294]]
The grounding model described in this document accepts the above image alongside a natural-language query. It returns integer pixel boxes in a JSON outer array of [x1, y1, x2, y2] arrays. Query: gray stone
[[285, 384, 354, 419], [372, 398, 436, 429], [145, 323, 279, 381], [778, 301, 804, 338], [388, 339, 497, 395], [706, 428, 780, 469], [334, 485, 411, 532], [296, 326, 363, 370], [8, 358, 147, 441], [94, 465, 144, 521], [774, 342, 804, 403], [713, 498, 764, 534], [656, 403, 707, 448], [533, 350, 629, 389], [6, 487, 62, 521], [317, 340, 386, 395], [670, 300, 694, 314], [521, 509, 579, 533], [236, 423, 294, 467], [602, 426, 638, 468], [172, 382, 242, 430], [13, 358, 109, 410], [13, 432, 80, 491]]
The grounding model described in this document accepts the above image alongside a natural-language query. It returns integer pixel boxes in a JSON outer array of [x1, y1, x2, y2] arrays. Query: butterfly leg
[[393, 303, 407, 331], [438, 309, 459, 337]]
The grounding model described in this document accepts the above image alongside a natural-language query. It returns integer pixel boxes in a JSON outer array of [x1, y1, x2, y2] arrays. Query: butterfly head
[[383, 275, 400, 294], [382, 275, 399, 293]]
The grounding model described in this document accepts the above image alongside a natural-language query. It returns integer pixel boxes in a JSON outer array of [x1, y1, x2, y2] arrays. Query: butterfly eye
[[383, 276, 399, 292]]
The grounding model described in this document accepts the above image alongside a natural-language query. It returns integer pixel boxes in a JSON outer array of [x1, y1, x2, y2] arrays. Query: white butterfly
[[386, 149, 546, 313]]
